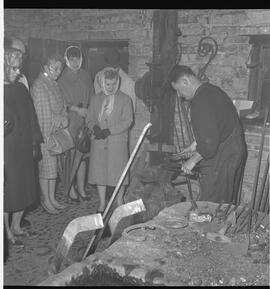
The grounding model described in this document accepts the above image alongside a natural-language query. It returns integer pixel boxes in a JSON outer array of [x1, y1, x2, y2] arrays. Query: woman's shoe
[[8, 237, 25, 248], [96, 210, 104, 216], [11, 230, 38, 239], [78, 193, 91, 201], [68, 194, 80, 202], [20, 218, 31, 229], [68, 187, 80, 202], [41, 201, 59, 214], [51, 201, 67, 210], [74, 184, 91, 201]]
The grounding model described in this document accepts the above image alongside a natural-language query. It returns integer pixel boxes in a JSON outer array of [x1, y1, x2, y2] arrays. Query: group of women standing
[[4, 43, 133, 251]]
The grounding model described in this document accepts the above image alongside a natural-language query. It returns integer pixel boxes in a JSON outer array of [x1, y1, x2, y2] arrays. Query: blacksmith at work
[[170, 65, 247, 204]]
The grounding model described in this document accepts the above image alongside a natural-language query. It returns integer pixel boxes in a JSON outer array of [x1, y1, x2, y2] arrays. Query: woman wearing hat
[[86, 67, 133, 213], [94, 48, 136, 112], [58, 46, 94, 201]]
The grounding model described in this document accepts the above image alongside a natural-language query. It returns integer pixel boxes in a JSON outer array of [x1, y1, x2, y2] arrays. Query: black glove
[[33, 143, 42, 162], [93, 125, 102, 139], [99, 128, 111, 139]]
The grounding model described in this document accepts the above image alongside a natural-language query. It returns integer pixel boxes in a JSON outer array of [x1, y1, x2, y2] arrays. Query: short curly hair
[[104, 68, 119, 80], [42, 54, 64, 69]]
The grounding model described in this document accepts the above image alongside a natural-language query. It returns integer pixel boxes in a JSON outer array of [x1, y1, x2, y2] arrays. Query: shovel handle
[[82, 123, 152, 260], [103, 123, 152, 218]]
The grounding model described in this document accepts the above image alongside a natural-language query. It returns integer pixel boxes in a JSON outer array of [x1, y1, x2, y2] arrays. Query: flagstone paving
[[4, 185, 100, 286]]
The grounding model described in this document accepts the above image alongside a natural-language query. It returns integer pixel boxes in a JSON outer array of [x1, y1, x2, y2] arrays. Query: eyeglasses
[[9, 65, 21, 72]]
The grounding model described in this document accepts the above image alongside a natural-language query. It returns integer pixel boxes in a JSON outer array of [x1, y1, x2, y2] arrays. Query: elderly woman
[[86, 67, 133, 213], [58, 46, 94, 201], [30, 54, 68, 214], [4, 48, 43, 246]]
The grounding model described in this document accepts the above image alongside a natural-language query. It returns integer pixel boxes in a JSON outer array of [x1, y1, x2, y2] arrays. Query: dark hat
[[103, 48, 120, 66]]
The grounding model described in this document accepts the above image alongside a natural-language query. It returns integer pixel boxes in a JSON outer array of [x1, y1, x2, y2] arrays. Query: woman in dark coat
[[4, 48, 43, 244]]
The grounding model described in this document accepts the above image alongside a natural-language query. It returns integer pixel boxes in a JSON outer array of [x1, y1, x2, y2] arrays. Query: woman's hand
[[61, 116, 68, 128], [52, 115, 68, 129]]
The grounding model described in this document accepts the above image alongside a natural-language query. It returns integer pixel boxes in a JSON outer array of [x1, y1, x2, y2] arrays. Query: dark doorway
[[83, 40, 129, 80]]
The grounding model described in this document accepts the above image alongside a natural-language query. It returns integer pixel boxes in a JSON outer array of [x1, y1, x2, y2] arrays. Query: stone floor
[[4, 185, 100, 286]]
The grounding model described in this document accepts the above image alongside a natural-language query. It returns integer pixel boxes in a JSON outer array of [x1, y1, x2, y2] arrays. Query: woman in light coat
[[86, 67, 133, 213]]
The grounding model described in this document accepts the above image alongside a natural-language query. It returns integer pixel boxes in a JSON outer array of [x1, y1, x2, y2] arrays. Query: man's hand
[[170, 141, 197, 161], [182, 141, 197, 154], [182, 151, 203, 174], [182, 158, 196, 175]]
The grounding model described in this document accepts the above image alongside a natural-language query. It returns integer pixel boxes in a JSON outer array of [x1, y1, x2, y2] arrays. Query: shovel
[[206, 207, 237, 243], [52, 213, 104, 273], [108, 199, 146, 245], [52, 123, 152, 273], [108, 199, 146, 236], [81, 123, 152, 260]]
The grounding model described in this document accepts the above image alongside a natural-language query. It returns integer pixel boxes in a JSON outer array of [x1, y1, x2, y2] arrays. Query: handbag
[[75, 123, 92, 153], [47, 127, 74, 155]]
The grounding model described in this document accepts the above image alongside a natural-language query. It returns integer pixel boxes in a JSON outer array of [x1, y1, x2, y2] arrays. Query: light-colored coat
[[86, 90, 133, 186]]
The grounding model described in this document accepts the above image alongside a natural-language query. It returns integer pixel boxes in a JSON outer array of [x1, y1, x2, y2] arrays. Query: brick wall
[[175, 9, 270, 203], [4, 9, 153, 150], [177, 9, 270, 99]]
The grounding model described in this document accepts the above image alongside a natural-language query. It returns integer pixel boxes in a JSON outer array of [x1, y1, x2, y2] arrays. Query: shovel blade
[[109, 199, 146, 235], [53, 213, 104, 274]]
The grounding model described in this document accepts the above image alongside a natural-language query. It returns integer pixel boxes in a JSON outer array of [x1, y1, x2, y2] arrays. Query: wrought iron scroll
[[197, 36, 218, 82]]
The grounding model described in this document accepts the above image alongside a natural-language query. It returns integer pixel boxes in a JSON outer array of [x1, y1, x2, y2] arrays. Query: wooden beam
[[149, 9, 178, 165]]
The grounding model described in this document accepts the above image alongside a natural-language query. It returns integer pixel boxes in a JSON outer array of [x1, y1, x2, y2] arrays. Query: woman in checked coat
[[86, 67, 133, 213], [31, 54, 68, 214]]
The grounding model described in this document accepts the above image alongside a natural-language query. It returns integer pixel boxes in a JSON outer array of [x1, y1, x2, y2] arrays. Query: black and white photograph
[[3, 8, 270, 286]]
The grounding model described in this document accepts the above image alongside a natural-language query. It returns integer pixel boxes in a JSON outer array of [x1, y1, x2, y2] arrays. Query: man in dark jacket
[[170, 65, 247, 204]]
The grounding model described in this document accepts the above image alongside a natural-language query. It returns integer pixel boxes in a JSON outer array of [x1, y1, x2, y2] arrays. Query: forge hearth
[[39, 201, 269, 286]]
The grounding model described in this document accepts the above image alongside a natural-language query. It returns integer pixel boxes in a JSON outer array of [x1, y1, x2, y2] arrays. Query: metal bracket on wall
[[197, 36, 218, 82]]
